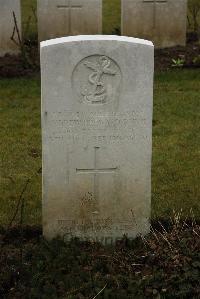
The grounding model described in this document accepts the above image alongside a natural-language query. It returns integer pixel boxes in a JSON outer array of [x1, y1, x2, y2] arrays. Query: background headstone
[[0, 0, 22, 57], [121, 0, 187, 48], [41, 35, 154, 243], [37, 0, 102, 42]]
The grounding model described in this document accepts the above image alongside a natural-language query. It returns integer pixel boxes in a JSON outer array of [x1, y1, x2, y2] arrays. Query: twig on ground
[[92, 284, 107, 299], [7, 179, 30, 230]]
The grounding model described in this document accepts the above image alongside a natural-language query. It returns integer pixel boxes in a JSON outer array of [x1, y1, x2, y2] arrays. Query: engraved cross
[[57, 0, 82, 33], [143, 0, 167, 28], [76, 147, 118, 202]]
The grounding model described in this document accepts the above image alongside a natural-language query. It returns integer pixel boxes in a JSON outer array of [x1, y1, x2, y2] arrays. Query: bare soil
[[155, 41, 200, 71], [0, 40, 199, 78]]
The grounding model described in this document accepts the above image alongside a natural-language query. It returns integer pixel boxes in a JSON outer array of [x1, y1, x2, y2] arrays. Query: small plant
[[171, 57, 185, 67]]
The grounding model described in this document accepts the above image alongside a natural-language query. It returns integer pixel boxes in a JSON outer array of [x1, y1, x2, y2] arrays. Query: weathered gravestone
[[41, 35, 154, 243], [37, 0, 102, 42], [121, 0, 187, 48], [0, 0, 22, 56]]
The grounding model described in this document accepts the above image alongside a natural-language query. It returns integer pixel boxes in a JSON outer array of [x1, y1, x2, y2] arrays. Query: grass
[[0, 77, 41, 225], [21, 0, 37, 39], [152, 70, 200, 219], [103, 0, 121, 35], [0, 69, 200, 226]]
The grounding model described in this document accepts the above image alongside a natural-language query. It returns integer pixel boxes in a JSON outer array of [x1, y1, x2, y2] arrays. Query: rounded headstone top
[[40, 35, 154, 48]]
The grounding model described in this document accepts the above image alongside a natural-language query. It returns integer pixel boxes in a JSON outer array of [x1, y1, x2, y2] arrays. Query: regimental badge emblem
[[72, 55, 121, 105]]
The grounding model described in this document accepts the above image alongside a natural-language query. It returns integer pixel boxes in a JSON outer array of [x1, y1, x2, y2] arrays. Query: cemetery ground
[[0, 69, 200, 298], [0, 1, 200, 298]]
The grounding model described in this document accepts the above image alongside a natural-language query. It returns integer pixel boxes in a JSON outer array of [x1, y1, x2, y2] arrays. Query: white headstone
[[121, 0, 187, 48], [41, 35, 154, 243], [37, 0, 102, 42], [0, 0, 22, 56]]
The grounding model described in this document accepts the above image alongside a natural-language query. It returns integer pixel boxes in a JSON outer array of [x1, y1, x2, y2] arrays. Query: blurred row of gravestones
[[1, 0, 197, 57]]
